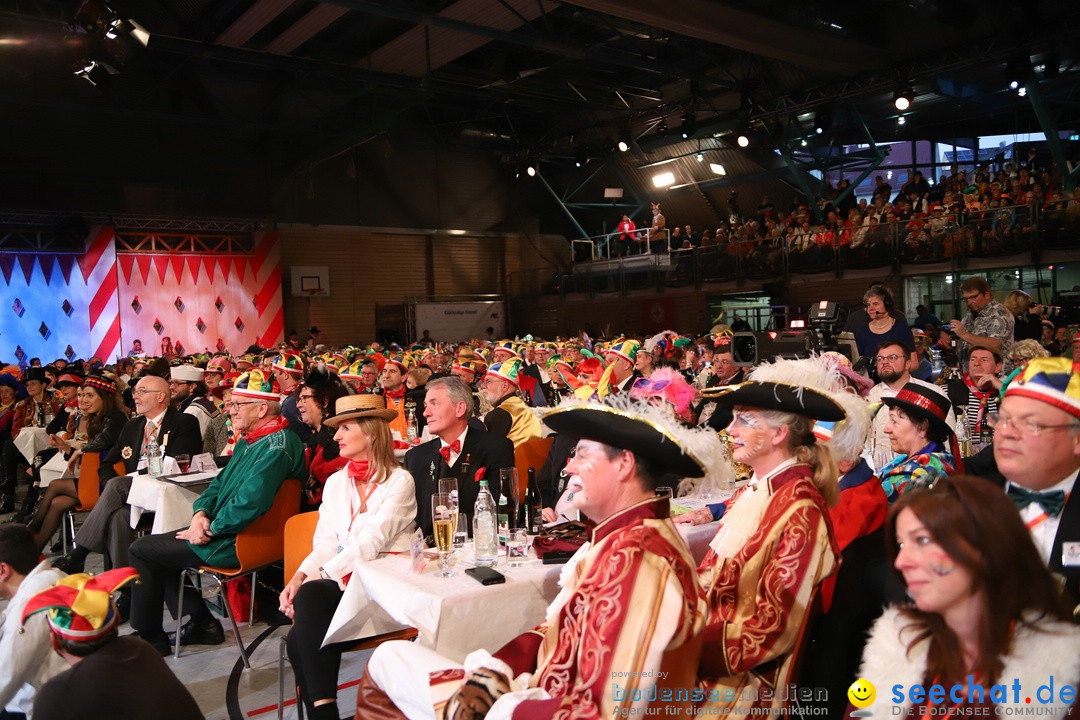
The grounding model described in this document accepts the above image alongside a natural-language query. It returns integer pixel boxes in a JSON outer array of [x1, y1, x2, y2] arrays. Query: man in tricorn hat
[[355, 395, 713, 719]]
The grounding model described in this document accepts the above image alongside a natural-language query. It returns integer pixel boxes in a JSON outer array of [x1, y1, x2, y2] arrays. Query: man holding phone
[[356, 395, 713, 719]]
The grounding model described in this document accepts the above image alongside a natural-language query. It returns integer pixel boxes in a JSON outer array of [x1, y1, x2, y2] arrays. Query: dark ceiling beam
[[558, 0, 882, 75], [216, 0, 295, 48]]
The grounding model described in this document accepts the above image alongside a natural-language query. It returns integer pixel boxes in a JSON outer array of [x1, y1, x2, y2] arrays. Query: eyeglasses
[[962, 292, 984, 302], [875, 354, 904, 364], [986, 411, 1079, 437], [133, 388, 163, 395], [228, 401, 260, 411], [298, 394, 316, 402]]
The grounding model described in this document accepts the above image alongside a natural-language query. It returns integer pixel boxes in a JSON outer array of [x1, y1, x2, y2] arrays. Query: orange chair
[[175, 478, 302, 666], [514, 435, 552, 504], [60, 452, 125, 553], [276, 511, 417, 720]]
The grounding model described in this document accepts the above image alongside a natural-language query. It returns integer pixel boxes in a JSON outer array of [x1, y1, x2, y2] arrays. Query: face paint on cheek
[[927, 552, 956, 576]]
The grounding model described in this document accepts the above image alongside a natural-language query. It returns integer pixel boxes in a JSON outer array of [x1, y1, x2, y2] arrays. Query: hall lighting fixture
[[617, 138, 629, 152], [680, 114, 696, 140], [814, 109, 830, 135], [894, 86, 914, 111], [897, 115, 906, 125], [652, 172, 675, 188], [696, 152, 704, 162], [736, 133, 750, 148], [526, 165, 537, 177], [710, 163, 726, 176], [1017, 86, 1027, 97]]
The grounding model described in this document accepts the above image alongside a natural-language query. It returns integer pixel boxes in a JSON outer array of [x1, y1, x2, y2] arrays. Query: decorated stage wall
[[0, 227, 284, 365]]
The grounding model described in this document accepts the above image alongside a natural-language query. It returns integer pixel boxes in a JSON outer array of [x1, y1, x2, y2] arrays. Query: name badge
[[1063, 541, 1080, 568]]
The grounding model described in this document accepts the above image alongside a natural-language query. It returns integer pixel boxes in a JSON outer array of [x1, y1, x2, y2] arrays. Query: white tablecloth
[[127, 473, 212, 534], [13, 427, 48, 463], [323, 549, 563, 662]]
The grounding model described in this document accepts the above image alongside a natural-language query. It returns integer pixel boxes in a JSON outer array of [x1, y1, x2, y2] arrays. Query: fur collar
[[857, 607, 1080, 718]]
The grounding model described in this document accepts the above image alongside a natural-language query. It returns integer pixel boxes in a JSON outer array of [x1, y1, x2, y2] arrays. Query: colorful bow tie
[[1007, 485, 1066, 518], [439, 440, 461, 463]]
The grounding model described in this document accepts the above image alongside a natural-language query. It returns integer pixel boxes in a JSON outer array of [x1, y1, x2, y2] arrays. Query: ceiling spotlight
[[1017, 86, 1027, 97], [617, 138, 629, 152], [894, 86, 914, 111], [73, 60, 110, 86], [801, 139, 808, 147], [680, 114, 696, 140], [696, 152, 704, 162], [657, 119, 668, 134], [814, 109, 830, 135], [652, 172, 675, 188], [709, 163, 726, 176], [575, 147, 588, 168], [897, 115, 906, 125], [737, 133, 750, 148], [526, 165, 537, 177], [1009, 80, 1020, 90]]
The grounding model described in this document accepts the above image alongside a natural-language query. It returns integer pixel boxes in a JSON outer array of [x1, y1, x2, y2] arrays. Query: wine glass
[[431, 492, 456, 577], [439, 477, 459, 513]]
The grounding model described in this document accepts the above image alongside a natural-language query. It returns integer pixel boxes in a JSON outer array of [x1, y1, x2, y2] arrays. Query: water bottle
[[473, 480, 498, 567], [405, 407, 418, 444], [147, 434, 163, 477]]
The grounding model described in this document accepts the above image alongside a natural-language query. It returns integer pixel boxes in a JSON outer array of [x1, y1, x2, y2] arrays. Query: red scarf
[[241, 415, 289, 444], [963, 372, 994, 432], [347, 459, 374, 483], [384, 386, 406, 401]]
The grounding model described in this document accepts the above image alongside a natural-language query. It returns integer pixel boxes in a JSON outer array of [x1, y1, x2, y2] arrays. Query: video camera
[[730, 301, 858, 367]]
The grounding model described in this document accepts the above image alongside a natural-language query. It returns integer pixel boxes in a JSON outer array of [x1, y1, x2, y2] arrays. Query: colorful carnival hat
[[231, 369, 280, 401], [384, 353, 409, 373], [882, 382, 954, 438], [234, 354, 256, 371], [543, 394, 709, 478], [21, 568, 140, 643], [339, 359, 364, 382], [211, 371, 242, 400], [82, 374, 117, 396], [271, 351, 305, 377], [451, 358, 485, 380], [492, 340, 522, 360], [170, 364, 204, 383], [323, 393, 398, 426], [604, 338, 640, 365], [486, 358, 523, 387], [821, 351, 874, 397], [206, 356, 233, 375], [1001, 356, 1080, 420], [55, 373, 85, 388]]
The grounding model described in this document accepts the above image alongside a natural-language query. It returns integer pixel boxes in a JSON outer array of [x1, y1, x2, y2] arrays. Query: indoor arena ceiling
[[2, 0, 1080, 219]]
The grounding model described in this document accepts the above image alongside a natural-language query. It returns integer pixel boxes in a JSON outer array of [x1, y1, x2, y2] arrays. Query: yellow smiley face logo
[[848, 678, 876, 708]]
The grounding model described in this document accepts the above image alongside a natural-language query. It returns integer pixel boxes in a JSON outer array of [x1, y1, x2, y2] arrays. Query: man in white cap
[[169, 365, 220, 439]]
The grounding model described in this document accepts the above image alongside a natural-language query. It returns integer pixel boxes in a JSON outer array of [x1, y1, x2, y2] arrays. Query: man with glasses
[[127, 370, 306, 654], [52, 374, 202, 575], [947, 277, 1014, 364], [169, 364, 219, 440], [865, 340, 955, 471], [990, 357, 1080, 611]]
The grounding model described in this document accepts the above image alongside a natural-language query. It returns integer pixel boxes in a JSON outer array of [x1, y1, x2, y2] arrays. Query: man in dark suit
[[993, 356, 1080, 613], [405, 376, 514, 539], [53, 374, 202, 574]]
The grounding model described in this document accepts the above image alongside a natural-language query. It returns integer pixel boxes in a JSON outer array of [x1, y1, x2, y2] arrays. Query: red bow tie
[[439, 440, 461, 463]]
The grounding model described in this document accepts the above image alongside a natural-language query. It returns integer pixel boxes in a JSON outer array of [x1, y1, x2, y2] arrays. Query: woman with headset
[[852, 284, 915, 361]]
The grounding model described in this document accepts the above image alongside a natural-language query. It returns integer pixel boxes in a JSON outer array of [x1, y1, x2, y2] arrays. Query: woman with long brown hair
[[851, 475, 1079, 717], [27, 375, 128, 553]]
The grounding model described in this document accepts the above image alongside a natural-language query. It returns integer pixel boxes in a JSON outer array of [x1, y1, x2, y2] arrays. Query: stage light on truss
[[652, 172, 675, 188], [894, 86, 914, 111]]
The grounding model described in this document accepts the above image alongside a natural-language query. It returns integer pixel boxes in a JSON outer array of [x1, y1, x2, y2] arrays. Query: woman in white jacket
[[851, 475, 1080, 718], [278, 394, 417, 720]]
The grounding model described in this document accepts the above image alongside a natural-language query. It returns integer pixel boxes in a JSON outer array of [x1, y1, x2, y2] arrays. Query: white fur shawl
[[856, 607, 1080, 718]]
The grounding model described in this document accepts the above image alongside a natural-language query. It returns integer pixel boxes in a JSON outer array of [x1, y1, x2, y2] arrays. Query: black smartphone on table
[[464, 566, 506, 585]]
